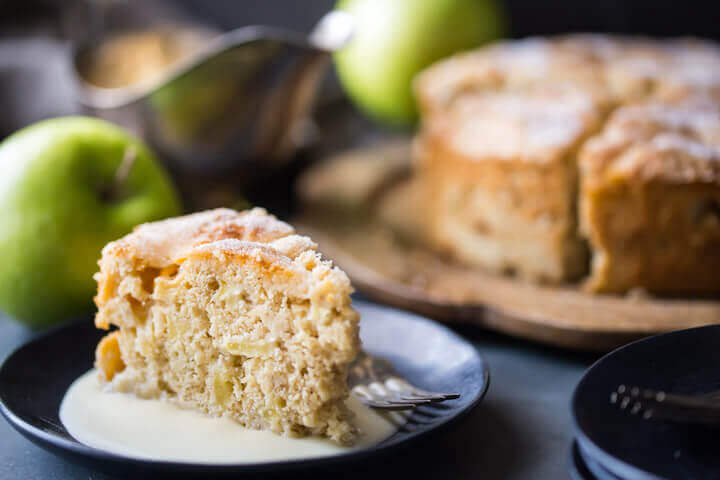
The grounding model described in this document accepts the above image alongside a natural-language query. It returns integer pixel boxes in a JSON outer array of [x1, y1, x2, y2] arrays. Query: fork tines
[[348, 351, 460, 410], [353, 380, 458, 410], [610, 384, 720, 426]]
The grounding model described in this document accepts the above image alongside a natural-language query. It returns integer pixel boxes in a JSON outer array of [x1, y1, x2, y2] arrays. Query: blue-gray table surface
[[0, 306, 597, 480]]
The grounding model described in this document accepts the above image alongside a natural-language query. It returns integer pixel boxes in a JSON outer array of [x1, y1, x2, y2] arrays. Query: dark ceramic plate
[[572, 441, 625, 480], [572, 325, 720, 480], [569, 441, 602, 480], [0, 300, 488, 476]]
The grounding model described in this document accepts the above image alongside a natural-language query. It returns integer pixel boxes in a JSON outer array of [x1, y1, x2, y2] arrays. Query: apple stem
[[102, 146, 137, 202]]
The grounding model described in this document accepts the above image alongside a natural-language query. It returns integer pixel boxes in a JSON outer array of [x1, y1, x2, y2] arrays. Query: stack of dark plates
[[569, 325, 720, 480]]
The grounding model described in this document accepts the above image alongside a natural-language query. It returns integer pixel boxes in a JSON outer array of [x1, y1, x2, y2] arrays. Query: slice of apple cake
[[579, 98, 720, 294], [93, 208, 360, 444]]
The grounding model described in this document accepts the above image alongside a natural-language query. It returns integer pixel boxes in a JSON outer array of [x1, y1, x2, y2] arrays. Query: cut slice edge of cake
[[93, 208, 361, 444], [579, 98, 720, 294]]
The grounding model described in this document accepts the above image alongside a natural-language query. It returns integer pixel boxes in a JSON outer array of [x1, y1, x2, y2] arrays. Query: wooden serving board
[[295, 140, 720, 352]]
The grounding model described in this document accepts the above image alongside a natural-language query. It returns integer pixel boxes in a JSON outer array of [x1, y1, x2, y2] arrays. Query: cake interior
[[582, 180, 720, 294], [420, 141, 589, 281], [417, 88, 607, 282]]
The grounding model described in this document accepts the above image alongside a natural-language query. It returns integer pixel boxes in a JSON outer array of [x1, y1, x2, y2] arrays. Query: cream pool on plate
[[60, 369, 399, 464]]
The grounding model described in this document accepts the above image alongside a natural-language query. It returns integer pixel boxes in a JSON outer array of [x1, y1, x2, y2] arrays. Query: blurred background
[[2, 0, 718, 209], [179, 0, 720, 38], [3, 0, 720, 139], [8, 0, 720, 40]]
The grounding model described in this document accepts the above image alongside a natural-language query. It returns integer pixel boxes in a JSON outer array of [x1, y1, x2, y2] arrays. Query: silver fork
[[348, 351, 459, 410], [611, 384, 720, 425]]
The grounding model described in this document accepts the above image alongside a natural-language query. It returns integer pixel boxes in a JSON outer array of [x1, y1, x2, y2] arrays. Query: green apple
[[0, 116, 182, 328], [333, 0, 505, 125]]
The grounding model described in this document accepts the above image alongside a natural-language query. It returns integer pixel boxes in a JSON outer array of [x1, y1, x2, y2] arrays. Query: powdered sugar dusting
[[103, 208, 313, 267], [610, 39, 720, 89], [448, 90, 596, 161], [652, 133, 719, 160], [591, 100, 720, 184], [610, 100, 720, 144], [190, 238, 294, 266], [417, 34, 720, 120]]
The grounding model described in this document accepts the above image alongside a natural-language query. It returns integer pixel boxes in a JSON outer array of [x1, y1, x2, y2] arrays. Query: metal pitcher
[[71, 11, 354, 203]]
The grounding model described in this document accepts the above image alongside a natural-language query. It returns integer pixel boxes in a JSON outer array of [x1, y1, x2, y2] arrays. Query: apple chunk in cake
[[580, 99, 720, 294], [93, 208, 360, 444], [417, 87, 606, 282]]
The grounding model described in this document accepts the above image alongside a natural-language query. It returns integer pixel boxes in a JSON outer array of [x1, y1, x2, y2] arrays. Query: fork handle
[[644, 402, 720, 425]]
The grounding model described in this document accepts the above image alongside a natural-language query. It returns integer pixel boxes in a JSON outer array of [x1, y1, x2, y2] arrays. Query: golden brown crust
[[581, 98, 720, 186], [605, 38, 720, 103], [422, 87, 606, 164], [100, 208, 299, 268], [415, 35, 613, 118], [415, 35, 720, 119], [93, 208, 321, 329]]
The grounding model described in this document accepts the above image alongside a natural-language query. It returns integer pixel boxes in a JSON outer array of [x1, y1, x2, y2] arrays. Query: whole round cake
[[414, 34, 720, 295]]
